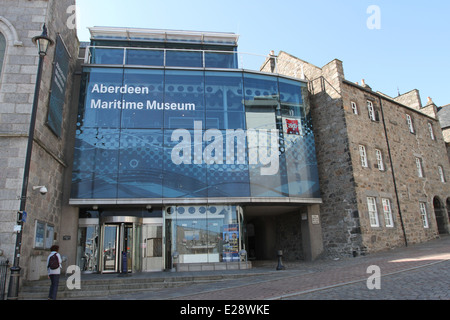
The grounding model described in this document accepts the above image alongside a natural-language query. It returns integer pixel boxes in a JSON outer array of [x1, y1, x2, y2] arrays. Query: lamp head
[[32, 24, 54, 56]]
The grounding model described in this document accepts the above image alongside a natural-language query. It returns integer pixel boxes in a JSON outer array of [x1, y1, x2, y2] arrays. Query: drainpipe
[[378, 97, 408, 246]]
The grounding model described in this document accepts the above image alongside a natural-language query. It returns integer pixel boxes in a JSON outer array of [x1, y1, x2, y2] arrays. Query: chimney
[[361, 79, 371, 90], [269, 50, 276, 73]]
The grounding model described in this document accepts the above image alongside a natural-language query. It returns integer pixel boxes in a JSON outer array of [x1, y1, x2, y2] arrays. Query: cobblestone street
[[100, 235, 450, 301], [285, 260, 450, 300]]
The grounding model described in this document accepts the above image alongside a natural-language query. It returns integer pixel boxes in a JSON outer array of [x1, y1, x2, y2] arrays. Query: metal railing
[[82, 45, 274, 71], [0, 258, 9, 300]]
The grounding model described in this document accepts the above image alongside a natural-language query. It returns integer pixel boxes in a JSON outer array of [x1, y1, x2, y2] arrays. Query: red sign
[[286, 119, 300, 135]]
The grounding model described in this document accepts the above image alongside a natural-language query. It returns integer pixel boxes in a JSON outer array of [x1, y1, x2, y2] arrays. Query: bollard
[[276, 250, 285, 270]]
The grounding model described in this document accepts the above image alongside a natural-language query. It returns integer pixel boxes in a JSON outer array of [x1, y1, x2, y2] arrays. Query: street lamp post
[[7, 24, 53, 300]]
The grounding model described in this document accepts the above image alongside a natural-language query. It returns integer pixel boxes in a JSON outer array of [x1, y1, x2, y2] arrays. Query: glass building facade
[[72, 69, 319, 200], [70, 28, 320, 272]]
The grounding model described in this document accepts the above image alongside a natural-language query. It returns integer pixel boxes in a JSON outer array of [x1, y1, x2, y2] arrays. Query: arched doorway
[[447, 198, 450, 224], [433, 197, 447, 235]]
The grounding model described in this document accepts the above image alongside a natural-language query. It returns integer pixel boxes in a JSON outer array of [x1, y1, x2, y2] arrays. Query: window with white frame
[[406, 114, 415, 133], [367, 197, 379, 227], [438, 165, 446, 182], [375, 149, 384, 171], [351, 101, 358, 115], [367, 100, 376, 121], [359, 145, 368, 168], [382, 198, 394, 227], [415, 157, 424, 177], [419, 202, 429, 228], [428, 123, 435, 140]]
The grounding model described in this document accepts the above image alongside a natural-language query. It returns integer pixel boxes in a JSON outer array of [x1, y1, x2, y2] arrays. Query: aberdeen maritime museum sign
[[90, 83, 196, 111]]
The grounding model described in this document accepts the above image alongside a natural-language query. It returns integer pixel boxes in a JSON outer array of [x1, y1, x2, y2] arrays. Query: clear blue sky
[[76, 0, 450, 107]]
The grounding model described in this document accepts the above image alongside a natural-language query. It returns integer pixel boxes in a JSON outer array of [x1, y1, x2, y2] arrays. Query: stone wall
[[379, 95, 450, 243], [0, 0, 78, 281], [268, 51, 450, 257], [393, 89, 422, 111]]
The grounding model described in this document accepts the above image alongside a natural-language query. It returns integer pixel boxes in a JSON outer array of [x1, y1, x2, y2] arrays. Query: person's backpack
[[48, 253, 60, 270]]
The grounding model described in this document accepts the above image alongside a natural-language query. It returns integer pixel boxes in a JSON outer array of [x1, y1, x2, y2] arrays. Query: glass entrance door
[[102, 225, 119, 272], [141, 224, 163, 271], [101, 223, 135, 273]]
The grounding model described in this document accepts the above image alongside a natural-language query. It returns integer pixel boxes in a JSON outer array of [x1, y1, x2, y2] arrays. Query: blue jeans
[[48, 274, 60, 300]]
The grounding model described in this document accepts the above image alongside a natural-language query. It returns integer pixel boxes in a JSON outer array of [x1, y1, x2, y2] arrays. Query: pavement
[[97, 234, 450, 301]]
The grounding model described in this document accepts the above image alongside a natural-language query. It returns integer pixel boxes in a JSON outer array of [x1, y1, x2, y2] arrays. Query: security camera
[[39, 186, 47, 195], [33, 186, 47, 195]]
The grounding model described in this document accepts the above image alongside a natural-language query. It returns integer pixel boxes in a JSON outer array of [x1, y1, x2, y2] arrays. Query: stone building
[[0, 0, 79, 289], [437, 104, 450, 160], [263, 51, 450, 257]]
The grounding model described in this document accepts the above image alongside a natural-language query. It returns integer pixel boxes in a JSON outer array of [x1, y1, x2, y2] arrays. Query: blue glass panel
[[204, 52, 237, 68], [205, 71, 245, 130], [243, 73, 285, 197], [70, 171, 94, 198], [243, 73, 279, 105], [165, 50, 202, 67], [121, 69, 164, 129], [92, 129, 120, 198], [246, 128, 287, 197], [126, 49, 164, 66], [283, 133, 321, 198], [278, 77, 305, 105], [91, 48, 124, 64], [118, 129, 164, 198], [205, 129, 250, 197], [163, 129, 207, 198], [78, 68, 124, 128], [71, 128, 120, 198], [164, 70, 205, 129], [71, 68, 321, 201]]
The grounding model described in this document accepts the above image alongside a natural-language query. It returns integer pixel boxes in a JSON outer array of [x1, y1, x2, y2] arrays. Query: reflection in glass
[[204, 51, 237, 68], [126, 49, 164, 66], [118, 129, 164, 198], [164, 70, 205, 129], [166, 50, 203, 67], [102, 225, 118, 272], [205, 71, 245, 129], [77, 226, 99, 272], [163, 129, 207, 198], [71, 128, 120, 199], [121, 69, 164, 129], [166, 205, 239, 263], [91, 48, 124, 64]]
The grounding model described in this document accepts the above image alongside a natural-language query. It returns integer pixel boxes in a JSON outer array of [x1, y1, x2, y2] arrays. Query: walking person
[[47, 245, 62, 300]]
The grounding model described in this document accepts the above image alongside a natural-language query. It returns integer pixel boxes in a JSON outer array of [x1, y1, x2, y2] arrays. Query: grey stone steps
[[18, 272, 257, 300]]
